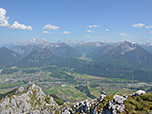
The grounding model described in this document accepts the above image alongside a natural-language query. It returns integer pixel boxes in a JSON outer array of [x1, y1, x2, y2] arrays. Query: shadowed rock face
[[0, 83, 149, 114]]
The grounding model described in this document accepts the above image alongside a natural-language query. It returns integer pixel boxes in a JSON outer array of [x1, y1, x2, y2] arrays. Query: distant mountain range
[[11, 42, 80, 58], [88, 41, 152, 69], [0, 47, 21, 68], [1, 40, 152, 82], [17, 48, 59, 68], [142, 43, 152, 53]]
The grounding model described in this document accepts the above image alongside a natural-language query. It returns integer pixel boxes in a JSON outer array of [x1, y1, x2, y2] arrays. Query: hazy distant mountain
[[13, 38, 50, 46], [49, 43, 81, 58], [89, 41, 152, 68], [142, 43, 152, 53], [74, 42, 106, 54], [17, 48, 59, 68], [11, 39, 51, 57], [0, 47, 21, 68], [11, 41, 80, 58], [1, 40, 152, 81], [11, 44, 41, 57]]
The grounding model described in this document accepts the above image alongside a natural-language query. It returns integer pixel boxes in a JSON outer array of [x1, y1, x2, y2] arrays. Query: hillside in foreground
[[0, 83, 152, 114]]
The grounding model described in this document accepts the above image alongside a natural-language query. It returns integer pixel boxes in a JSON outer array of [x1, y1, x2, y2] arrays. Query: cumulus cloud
[[44, 24, 60, 30], [120, 33, 128, 37], [105, 29, 109, 32], [42, 31, 49, 34], [132, 23, 145, 28], [63, 31, 70, 34], [10, 21, 32, 30], [0, 8, 32, 30], [88, 24, 100, 28], [145, 26, 152, 29], [0, 8, 10, 26], [87, 30, 94, 33]]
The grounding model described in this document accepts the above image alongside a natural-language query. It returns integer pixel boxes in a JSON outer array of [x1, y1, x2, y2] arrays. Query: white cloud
[[145, 26, 152, 29], [105, 29, 109, 32], [0, 8, 32, 30], [88, 24, 100, 28], [10, 21, 32, 30], [42, 31, 49, 34], [132, 23, 145, 28], [87, 30, 94, 33], [120, 33, 128, 37], [63, 31, 70, 34], [150, 31, 152, 34], [44, 24, 60, 30], [0, 8, 10, 26]]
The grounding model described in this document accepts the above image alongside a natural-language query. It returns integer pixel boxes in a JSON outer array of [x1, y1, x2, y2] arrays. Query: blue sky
[[0, 0, 152, 43]]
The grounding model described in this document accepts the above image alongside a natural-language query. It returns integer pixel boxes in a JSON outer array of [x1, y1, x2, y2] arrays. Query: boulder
[[133, 90, 146, 96]]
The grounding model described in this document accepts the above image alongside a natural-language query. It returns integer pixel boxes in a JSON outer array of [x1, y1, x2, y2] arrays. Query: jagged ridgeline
[[1, 41, 152, 82], [0, 83, 152, 114]]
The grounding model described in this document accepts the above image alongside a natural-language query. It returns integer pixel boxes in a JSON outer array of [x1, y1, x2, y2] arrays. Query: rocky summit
[[0, 82, 58, 114], [0, 83, 152, 114]]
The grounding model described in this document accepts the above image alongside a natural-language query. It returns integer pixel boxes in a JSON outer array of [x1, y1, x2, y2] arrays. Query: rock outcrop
[[102, 94, 127, 114], [0, 82, 58, 114], [0, 83, 149, 114], [132, 90, 146, 96]]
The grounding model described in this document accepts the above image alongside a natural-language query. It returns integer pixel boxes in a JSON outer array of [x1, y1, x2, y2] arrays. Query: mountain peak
[[118, 41, 138, 55], [0, 82, 58, 114], [27, 48, 54, 59], [17, 48, 58, 68], [121, 41, 137, 46]]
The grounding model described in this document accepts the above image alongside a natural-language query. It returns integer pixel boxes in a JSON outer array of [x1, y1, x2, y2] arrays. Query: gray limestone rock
[[0, 83, 147, 114], [133, 90, 146, 96], [0, 83, 58, 114]]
